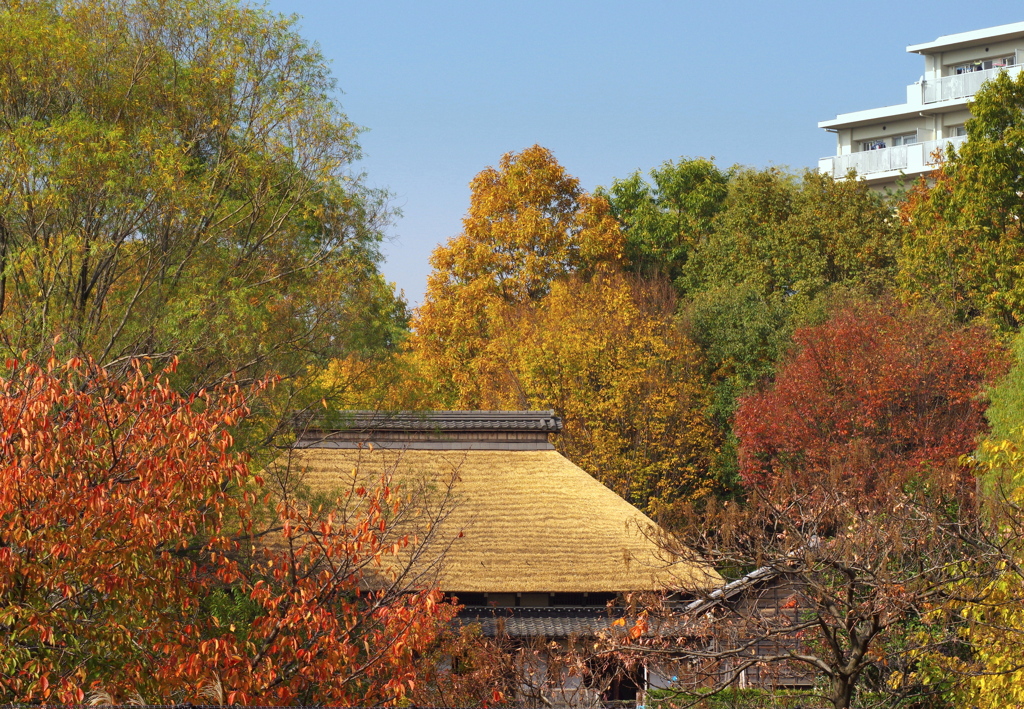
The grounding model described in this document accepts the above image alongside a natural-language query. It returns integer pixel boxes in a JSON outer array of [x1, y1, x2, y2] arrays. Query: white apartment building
[[819, 22, 1024, 188]]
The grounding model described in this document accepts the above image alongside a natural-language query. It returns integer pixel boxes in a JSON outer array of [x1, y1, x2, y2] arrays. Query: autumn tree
[[915, 427, 1024, 709], [899, 335, 1024, 708], [410, 145, 625, 407], [606, 298, 1010, 705], [477, 271, 720, 512], [650, 167, 900, 493], [734, 300, 1005, 497], [615, 479, 1001, 709], [0, 357, 453, 704], [405, 149, 725, 511], [899, 70, 1024, 330], [0, 0, 403, 400]]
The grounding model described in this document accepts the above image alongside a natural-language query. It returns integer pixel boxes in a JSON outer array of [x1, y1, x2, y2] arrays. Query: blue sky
[[264, 1, 1023, 306]]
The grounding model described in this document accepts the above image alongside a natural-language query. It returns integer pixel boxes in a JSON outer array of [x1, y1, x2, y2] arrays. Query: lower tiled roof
[[456, 606, 623, 638]]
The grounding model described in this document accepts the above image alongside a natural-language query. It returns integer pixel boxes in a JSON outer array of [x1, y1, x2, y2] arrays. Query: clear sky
[[264, 0, 1023, 307]]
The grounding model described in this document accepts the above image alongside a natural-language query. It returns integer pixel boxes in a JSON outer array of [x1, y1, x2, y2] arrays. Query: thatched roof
[[276, 443, 722, 594]]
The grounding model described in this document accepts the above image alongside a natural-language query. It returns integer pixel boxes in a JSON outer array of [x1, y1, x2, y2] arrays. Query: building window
[[954, 55, 1016, 74], [950, 125, 968, 137], [891, 133, 918, 146], [861, 139, 887, 151]]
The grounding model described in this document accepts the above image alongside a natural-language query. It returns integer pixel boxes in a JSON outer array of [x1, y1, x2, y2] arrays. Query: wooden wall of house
[[651, 575, 816, 692]]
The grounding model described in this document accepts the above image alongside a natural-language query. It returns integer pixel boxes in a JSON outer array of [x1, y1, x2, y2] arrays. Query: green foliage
[[685, 281, 790, 392], [684, 168, 898, 312], [598, 157, 731, 287], [0, 0, 404, 402], [898, 70, 1024, 330], [983, 332, 1024, 449], [682, 167, 899, 397]]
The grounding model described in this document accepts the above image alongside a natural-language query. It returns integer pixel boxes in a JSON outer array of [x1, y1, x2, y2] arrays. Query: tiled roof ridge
[[458, 606, 623, 616], [296, 409, 563, 433]]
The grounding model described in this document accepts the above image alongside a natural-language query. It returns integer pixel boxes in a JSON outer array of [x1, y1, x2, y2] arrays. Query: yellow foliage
[[314, 354, 434, 413], [482, 272, 720, 512], [410, 145, 625, 407], [924, 433, 1024, 708], [407, 147, 717, 512]]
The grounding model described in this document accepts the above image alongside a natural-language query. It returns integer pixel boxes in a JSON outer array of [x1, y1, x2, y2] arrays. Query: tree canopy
[[899, 70, 1024, 330], [480, 271, 720, 512], [0, 356, 454, 704], [0, 0, 403, 395], [410, 144, 625, 408], [734, 301, 1005, 497], [598, 157, 731, 286]]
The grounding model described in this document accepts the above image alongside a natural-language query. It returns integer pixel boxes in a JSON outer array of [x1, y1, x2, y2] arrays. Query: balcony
[[819, 135, 968, 180], [923, 65, 1023, 103], [831, 145, 908, 176]]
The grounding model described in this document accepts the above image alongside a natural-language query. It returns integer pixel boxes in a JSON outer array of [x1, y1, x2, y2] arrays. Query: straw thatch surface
[[275, 446, 722, 594]]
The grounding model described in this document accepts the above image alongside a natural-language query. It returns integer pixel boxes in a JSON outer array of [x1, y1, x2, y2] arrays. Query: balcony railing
[[820, 135, 968, 179], [923, 65, 1022, 103], [921, 134, 967, 163], [831, 145, 908, 176]]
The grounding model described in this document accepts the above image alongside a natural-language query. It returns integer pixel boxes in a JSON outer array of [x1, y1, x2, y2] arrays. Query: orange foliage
[[0, 357, 453, 704], [735, 301, 1007, 498], [411, 145, 625, 407]]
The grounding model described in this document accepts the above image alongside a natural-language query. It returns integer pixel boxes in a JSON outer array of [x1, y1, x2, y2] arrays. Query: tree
[[734, 300, 1004, 497], [906, 339, 1024, 708], [670, 168, 901, 495], [407, 149, 721, 512], [479, 271, 720, 513], [0, 0, 403, 394], [684, 168, 899, 310], [598, 157, 731, 287], [918, 431, 1024, 709], [0, 357, 453, 704], [612, 479, 999, 709], [410, 145, 625, 407], [598, 296, 1012, 707], [976, 332, 1024, 478], [898, 70, 1024, 330]]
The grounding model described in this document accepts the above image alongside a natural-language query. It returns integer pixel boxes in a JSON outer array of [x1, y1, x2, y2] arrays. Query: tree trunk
[[831, 674, 854, 709]]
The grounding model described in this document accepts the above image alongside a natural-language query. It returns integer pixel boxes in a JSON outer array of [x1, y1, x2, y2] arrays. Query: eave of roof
[[456, 607, 622, 638], [907, 22, 1024, 55], [819, 97, 968, 131]]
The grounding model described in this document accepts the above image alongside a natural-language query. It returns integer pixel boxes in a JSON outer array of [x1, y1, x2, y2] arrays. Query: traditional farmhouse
[[818, 21, 1024, 189], [279, 410, 724, 705]]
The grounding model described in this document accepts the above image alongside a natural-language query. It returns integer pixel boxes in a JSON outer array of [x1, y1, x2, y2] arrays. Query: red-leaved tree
[[0, 357, 454, 705], [734, 301, 1006, 497]]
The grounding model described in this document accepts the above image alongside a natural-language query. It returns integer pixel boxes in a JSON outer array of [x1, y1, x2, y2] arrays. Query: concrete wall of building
[[850, 117, 930, 146], [941, 108, 972, 131], [819, 25, 1024, 190], [925, 40, 1024, 78]]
